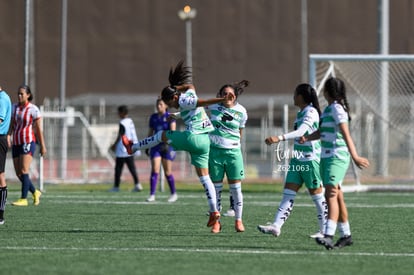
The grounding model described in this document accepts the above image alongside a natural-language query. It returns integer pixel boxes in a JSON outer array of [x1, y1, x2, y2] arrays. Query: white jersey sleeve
[[333, 103, 349, 125]]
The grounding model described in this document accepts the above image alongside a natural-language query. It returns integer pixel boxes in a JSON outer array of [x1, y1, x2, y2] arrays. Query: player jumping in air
[[122, 61, 233, 231]]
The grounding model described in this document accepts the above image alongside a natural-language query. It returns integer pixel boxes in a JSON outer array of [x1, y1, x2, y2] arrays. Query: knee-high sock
[[274, 189, 296, 228], [229, 182, 243, 220], [214, 183, 223, 212], [229, 194, 235, 210], [21, 173, 34, 198], [28, 178, 36, 193], [311, 192, 328, 234], [166, 174, 176, 194], [150, 172, 158, 195], [325, 219, 337, 236], [199, 175, 217, 212], [132, 132, 163, 152], [338, 221, 351, 237], [0, 186, 7, 219]]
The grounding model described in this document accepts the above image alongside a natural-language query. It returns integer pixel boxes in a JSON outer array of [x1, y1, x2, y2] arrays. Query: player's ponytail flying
[[161, 60, 192, 102], [218, 80, 250, 100]]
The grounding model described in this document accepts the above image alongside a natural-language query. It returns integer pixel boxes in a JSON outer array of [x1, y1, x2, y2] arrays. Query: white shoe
[[167, 193, 178, 203], [223, 209, 235, 217], [257, 223, 281, 237], [132, 183, 143, 192], [146, 195, 155, 202], [309, 231, 324, 239]]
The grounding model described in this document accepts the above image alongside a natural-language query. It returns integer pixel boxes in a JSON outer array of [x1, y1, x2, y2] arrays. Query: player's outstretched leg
[[122, 132, 163, 154]]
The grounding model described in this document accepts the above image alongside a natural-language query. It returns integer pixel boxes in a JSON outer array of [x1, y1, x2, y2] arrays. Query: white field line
[[3, 246, 414, 257], [27, 192, 414, 199], [7, 191, 413, 201], [44, 198, 414, 208], [10, 192, 412, 207]]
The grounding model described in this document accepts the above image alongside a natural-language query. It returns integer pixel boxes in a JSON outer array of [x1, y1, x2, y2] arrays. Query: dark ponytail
[[295, 83, 321, 115], [18, 84, 33, 101], [161, 60, 192, 102], [218, 80, 250, 99], [167, 60, 192, 86], [324, 77, 351, 121]]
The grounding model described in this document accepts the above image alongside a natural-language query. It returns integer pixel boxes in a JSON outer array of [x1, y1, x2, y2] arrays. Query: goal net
[[309, 54, 414, 191]]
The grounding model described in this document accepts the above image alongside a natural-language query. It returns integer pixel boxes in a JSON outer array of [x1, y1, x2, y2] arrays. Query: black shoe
[[316, 235, 334, 250], [334, 235, 353, 248]]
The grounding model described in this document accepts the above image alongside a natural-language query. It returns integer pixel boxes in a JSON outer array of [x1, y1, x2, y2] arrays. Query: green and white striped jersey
[[320, 102, 350, 159], [178, 89, 214, 134], [208, 103, 248, 149], [293, 105, 321, 161]]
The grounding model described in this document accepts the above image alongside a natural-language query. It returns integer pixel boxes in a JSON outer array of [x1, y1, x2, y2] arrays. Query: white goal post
[[37, 108, 117, 190], [309, 54, 414, 190]]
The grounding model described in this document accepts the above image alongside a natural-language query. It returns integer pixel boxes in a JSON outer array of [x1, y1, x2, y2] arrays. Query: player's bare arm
[[339, 123, 369, 169]]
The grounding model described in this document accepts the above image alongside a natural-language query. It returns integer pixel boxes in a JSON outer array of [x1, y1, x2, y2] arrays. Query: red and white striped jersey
[[12, 102, 41, 145]]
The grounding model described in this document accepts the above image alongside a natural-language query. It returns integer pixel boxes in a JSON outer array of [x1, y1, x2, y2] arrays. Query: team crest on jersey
[[233, 112, 241, 121]]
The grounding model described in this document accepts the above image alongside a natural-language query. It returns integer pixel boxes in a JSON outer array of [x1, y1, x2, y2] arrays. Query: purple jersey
[[149, 112, 176, 160], [149, 112, 173, 133]]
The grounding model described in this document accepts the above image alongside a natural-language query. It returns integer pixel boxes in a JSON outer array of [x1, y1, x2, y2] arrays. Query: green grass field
[[1, 183, 413, 275]]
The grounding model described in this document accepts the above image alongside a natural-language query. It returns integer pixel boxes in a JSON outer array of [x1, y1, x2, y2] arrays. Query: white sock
[[325, 219, 337, 236], [132, 131, 162, 151], [214, 183, 223, 212], [338, 222, 351, 237], [229, 182, 243, 220], [311, 192, 328, 234], [199, 175, 217, 212], [274, 189, 296, 228]]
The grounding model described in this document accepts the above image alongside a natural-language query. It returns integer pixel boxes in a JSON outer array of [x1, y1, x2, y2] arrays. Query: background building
[[1, 0, 413, 103]]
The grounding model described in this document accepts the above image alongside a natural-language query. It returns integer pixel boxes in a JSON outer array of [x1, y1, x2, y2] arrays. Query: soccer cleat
[[223, 209, 235, 217], [12, 198, 28, 206], [310, 231, 324, 239], [33, 190, 42, 206], [109, 187, 120, 192], [207, 211, 220, 227], [167, 193, 178, 203], [257, 223, 281, 237], [334, 235, 353, 248], [316, 235, 334, 250], [146, 195, 155, 202], [132, 183, 143, 192], [121, 135, 134, 155], [235, 220, 245, 232], [211, 221, 221, 233], [0, 219, 4, 225]]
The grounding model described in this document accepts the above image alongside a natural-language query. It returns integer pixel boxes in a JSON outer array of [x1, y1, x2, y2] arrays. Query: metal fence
[[7, 92, 408, 190]]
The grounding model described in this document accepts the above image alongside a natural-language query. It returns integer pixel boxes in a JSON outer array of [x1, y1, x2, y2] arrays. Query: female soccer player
[[208, 80, 249, 233], [302, 77, 369, 249], [257, 83, 327, 238], [10, 85, 46, 206], [146, 98, 177, 202], [122, 61, 233, 230]]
